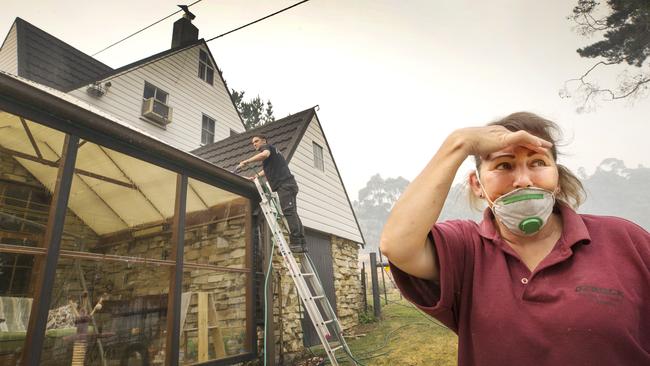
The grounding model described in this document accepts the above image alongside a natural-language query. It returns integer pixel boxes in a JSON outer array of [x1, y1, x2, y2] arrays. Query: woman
[[380, 112, 649, 366]]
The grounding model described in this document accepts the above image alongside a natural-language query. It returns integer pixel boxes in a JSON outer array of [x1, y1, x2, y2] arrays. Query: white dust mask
[[476, 175, 556, 236]]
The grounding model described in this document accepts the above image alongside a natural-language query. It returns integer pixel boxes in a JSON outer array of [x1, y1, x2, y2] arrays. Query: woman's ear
[[468, 171, 483, 198]]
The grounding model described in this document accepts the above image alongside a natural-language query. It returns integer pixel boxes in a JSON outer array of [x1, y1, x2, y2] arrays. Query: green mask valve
[[519, 217, 543, 234]]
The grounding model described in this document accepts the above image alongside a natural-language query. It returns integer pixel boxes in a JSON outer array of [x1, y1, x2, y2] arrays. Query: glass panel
[[60, 141, 177, 260], [143, 82, 156, 99], [206, 68, 214, 85], [0, 115, 64, 249], [313, 142, 324, 171], [0, 253, 40, 366], [198, 63, 206, 79], [0, 110, 65, 365], [156, 89, 168, 104], [183, 178, 250, 269], [0, 253, 35, 296], [40, 257, 170, 365], [179, 269, 249, 364], [199, 50, 207, 62]]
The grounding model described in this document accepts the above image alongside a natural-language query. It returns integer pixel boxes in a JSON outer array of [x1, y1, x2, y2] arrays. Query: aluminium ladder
[[253, 177, 356, 366]]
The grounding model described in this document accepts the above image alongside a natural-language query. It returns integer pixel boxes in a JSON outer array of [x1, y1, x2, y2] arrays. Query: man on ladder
[[238, 134, 307, 253], [239, 134, 360, 366]]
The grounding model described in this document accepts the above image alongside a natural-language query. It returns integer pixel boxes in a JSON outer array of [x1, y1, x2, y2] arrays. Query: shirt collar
[[477, 201, 591, 247]]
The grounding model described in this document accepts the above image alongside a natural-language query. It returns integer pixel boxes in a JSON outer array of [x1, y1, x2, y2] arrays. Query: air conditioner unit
[[142, 97, 173, 125]]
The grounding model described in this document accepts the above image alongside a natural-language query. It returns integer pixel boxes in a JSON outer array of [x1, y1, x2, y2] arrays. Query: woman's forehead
[[485, 145, 553, 160]]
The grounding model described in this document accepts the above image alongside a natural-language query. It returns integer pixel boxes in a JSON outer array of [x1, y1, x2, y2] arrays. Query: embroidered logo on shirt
[[575, 285, 623, 306]]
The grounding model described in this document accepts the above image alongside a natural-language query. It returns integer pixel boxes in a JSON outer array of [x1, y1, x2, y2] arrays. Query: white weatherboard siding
[[0, 23, 17, 75], [290, 116, 363, 243], [68, 44, 244, 152]]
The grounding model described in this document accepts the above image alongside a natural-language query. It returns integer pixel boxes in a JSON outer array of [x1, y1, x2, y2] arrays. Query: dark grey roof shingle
[[14, 18, 113, 91], [192, 108, 315, 175]]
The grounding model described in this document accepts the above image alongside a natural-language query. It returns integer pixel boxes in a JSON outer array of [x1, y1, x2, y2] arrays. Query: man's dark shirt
[[260, 144, 295, 190]]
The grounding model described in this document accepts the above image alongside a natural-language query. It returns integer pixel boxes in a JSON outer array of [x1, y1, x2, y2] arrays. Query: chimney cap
[[178, 5, 196, 21]]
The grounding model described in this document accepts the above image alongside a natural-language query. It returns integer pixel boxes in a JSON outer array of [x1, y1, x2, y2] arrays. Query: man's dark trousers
[[276, 181, 305, 246]]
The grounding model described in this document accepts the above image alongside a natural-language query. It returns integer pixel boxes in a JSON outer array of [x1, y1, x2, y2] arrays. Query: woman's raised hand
[[456, 125, 552, 158]]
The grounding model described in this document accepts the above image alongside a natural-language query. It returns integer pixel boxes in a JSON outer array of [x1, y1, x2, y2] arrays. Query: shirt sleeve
[[389, 219, 478, 332]]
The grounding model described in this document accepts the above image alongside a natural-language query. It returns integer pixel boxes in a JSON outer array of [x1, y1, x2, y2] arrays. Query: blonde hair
[[468, 112, 586, 210]]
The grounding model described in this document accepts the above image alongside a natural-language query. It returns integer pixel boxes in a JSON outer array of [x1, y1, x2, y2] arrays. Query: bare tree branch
[[561, 61, 649, 112]]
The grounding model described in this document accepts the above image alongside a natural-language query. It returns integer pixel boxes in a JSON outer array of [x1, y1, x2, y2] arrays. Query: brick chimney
[[171, 12, 198, 48]]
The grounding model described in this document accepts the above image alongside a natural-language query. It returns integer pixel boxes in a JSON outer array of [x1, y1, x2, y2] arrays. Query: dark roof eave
[[0, 72, 257, 198]]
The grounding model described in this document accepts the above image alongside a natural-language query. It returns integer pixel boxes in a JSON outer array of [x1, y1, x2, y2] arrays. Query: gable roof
[[61, 36, 247, 130], [192, 107, 315, 174], [194, 107, 366, 245], [13, 18, 113, 91], [5, 18, 246, 130]]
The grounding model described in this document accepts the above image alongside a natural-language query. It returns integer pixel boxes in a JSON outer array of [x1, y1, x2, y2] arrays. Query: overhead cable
[[205, 0, 311, 42], [91, 0, 204, 56], [96, 0, 313, 84]]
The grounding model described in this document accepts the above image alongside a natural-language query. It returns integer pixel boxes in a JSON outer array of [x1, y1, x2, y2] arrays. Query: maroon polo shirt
[[390, 204, 650, 366]]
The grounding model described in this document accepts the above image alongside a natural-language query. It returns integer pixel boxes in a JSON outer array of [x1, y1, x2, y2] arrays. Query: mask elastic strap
[[475, 171, 495, 207]]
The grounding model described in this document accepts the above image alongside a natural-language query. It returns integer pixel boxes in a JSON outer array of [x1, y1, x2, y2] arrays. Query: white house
[[0, 13, 365, 356]]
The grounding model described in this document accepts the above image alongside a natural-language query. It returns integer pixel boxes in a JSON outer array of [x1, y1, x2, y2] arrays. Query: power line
[[205, 0, 311, 42], [97, 0, 313, 84], [91, 0, 204, 57]]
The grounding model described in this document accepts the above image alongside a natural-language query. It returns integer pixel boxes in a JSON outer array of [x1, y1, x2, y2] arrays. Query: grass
[[306, 292, 458, 366]]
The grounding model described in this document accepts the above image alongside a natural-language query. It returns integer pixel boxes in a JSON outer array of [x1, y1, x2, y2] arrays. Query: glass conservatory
[[0, 72, 259, 365]]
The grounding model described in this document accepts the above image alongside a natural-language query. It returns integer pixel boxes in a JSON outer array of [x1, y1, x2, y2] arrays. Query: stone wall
[[272, 251, 303, 354], [331, 235, 362, 331], [180, 211, 250, 358], [255, 233, 362, 362]]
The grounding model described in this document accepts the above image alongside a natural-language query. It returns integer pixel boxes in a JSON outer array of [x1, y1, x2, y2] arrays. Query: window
[[142, 82, 172, 125], [201, 114, 215, 145], [313, 142, 324, 171], [198, 49, 214, 85], [143, 82, 168, 103]]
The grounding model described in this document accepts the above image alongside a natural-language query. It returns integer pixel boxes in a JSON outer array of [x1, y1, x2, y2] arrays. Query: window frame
[[201, 114, 216, 145], [198, 49, 215, 85], [143, 82, 169, 104], [312, 142, 325, 172]]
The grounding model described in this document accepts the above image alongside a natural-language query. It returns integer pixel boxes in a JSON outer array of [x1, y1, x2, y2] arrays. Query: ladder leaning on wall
[[253, 177, 358, 366]]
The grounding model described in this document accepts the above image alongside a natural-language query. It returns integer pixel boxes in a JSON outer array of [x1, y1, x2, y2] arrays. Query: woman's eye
[[531, 159, 547, 167], [495, 162, 511, 170]]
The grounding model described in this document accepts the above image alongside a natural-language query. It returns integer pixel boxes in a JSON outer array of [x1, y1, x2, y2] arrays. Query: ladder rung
[[323, 319, 334, 325], [302, 272, 315, 277], [330, 345, 343, 353], [312, 295, 326, 301]]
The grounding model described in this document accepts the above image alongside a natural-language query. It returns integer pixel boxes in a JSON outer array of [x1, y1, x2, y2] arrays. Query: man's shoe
[[289, 244, 307, 253]]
